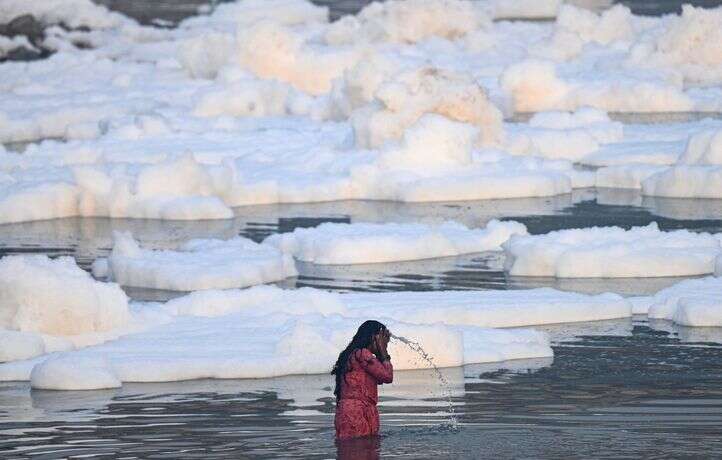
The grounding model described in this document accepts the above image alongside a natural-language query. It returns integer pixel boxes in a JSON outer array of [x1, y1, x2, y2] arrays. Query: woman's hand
[[374, 329, 391, 361]]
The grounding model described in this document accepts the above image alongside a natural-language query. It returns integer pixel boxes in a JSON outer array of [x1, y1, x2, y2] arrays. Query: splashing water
[[391, 334, 458, 428]]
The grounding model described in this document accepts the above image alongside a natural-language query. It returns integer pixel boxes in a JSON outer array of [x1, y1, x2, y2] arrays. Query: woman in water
[[332, 320, 393, 439]]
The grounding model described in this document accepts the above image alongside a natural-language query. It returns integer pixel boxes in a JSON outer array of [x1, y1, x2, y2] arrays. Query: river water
[[2, 192, 722, 458], [2, 318, 722, 458], [2, 1, 722, 459]]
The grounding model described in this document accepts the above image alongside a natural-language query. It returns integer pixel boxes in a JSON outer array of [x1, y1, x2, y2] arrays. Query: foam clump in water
[[350, 67, 503, 149], [535, 4, 634, 61], [325, 0, 489, 45], [0, 155, 236, 224], [5, 257, 722, 390], [161, 285, 345, 317], [0, 270, 558, 389], [642, 129, 722, 198], [0, 255, 130, 335], [503, 223, 721, 278], [0, 0, 133, 29], [193, 78, 292, 117], [641, 276, 722, 327], [344, 288, 632, 327], [490, 0, 561, 19], [500, 58, 693, 113], [595, 164, 669, 190], [0, 330, 46, 362], [677, 130, 722, 165], [507, 107, 623, 161], [0, 255, 129, 362], [105, 231, 297, 291], [0, 307, 551, 390], [631, 5, 722, 85], [264, 219, 527, 264], [31, 355, 121, 390], [2, 0, 722, 222], [237, 21, 357, 96], [350, 114, 573, 202]]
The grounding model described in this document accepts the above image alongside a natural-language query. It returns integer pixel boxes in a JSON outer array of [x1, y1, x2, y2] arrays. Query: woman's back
[[335, 348, 393, 439], [339, 348, 393, 404]]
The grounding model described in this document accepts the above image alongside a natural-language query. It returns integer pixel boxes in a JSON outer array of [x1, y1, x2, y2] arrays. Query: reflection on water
[[2, 319, 722, 458]]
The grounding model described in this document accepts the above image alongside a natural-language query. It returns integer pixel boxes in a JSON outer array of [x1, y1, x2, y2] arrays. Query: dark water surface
[[2, 190, 722, 299], [2, 319, 722, 459]]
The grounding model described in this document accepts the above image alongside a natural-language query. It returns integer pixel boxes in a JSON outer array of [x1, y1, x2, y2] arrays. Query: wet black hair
[[331, 320, 387, 399]]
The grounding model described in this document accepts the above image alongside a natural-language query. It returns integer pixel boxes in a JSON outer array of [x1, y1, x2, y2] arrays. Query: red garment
[[335, 348, 393, 440]]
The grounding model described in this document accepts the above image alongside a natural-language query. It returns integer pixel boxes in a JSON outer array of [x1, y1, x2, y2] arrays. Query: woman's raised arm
[[357, 349, 393, 384]]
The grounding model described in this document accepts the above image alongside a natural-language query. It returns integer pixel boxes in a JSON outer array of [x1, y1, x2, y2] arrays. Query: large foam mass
[[344, 288, 632, 327], [645, 277, 722, 327], [31, 355, 122, 390], [351, 67, 503, 149], [0, 330, 46, 363], [0, 0, 132, 29], [349, 115, 572, 202], [508, 107, 624, 161], [106, 232, 297, 291], [642, 129, 722, 198], [0, 255, 130, 335], [503, 223, 720, 278], [162, 285, 344, 317], [237, 21, 356, 95], [500, 59, 694, 113], [325, 0, 489, 45], [635, 5, 722, 85], [264, 219, 527, 264], [12, 312, 551, 389]]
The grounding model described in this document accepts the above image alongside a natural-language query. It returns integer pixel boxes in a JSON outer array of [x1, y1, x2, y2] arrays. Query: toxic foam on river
[[1, 0, 722, 224], [3, 254, 722, 389]]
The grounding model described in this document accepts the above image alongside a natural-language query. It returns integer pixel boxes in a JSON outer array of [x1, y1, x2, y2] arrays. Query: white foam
[[645, 277, 722, 327], [642, 130, 722, 198], [264, 219, 527, 264], [31, 355, 121, 390], [677, 130, 722, 165], [0, 0, 133, 29], [6, 280, 662, 388], [490, 0, 561, 19], [106, 232, 297, 291], [4, 307, 552, 389], [629, 5, 722, 86], [342, 288, 632, 327], [351, 115, 573, 202], [0, 155, 235, 224], [596, 164, 668, 189], [0, 330, 46, 363], [0, 255, 129, 335], [501, 59, 694, 113], [325, 0, 489, 45], [507, 107, 624, 161], [503, 223, 721, 278], [1, 0, 721, 220], [349, 67, 503, 149]]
